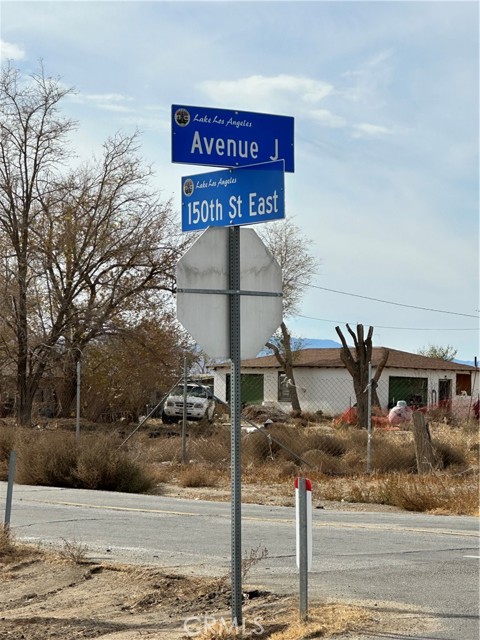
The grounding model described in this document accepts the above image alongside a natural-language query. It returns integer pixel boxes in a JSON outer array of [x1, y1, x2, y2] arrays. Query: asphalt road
[[2, 482, 479, 640]]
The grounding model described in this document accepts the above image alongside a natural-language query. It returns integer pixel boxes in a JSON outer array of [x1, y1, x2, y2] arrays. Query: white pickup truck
[[162, 383, 215, 424]]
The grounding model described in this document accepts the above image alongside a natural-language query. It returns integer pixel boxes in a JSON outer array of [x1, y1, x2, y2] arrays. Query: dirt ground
[[0, 542, 438, 640], [0, 466, 438, 640]]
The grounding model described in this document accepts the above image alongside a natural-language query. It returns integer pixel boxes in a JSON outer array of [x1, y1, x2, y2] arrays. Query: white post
[[296, 477, 312, 621]]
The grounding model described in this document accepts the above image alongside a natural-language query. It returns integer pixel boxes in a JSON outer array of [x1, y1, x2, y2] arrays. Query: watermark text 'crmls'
[[183, 615, 264, 637]]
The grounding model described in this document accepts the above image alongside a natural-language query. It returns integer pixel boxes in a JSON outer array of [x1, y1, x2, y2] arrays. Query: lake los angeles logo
[[175, 108, 190, 127], [183, 179, 194, 197]]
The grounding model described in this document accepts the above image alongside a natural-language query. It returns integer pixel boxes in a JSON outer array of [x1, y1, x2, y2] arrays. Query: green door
[[226, 373, 264, 406]]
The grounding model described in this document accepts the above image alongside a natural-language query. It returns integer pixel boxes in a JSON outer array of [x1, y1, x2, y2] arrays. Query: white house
[[212, 348, 480, 419]]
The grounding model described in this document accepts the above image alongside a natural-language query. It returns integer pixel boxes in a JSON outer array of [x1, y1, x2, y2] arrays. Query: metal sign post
[[229, 226, 242, 625], [182, 357, 188, 464], [4, 451, 16, 530], [176, 227, 282, 626]]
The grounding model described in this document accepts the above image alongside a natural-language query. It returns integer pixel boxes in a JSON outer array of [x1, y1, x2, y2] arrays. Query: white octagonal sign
[[177, 227, 282, 360]]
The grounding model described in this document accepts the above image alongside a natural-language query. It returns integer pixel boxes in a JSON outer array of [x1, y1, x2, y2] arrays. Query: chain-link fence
[[1, 361, 478, 479]]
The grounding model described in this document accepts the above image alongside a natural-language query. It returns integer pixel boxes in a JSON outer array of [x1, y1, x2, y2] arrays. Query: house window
[[278, 373, 291, 402], [456, 373, 471, 396], [388, 376, 428, 408]]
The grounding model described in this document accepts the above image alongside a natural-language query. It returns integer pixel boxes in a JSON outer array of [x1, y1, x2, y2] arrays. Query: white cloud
[[341, 49, 394, 107], [352, 122, 396, 138], [199, 74, 333, 112], [309, 109, 346, 129], [68, 92, 134, 113], [0, 39, 26, 61]]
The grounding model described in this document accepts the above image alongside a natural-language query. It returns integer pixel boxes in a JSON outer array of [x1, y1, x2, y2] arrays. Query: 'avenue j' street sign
[[181, 160, 285, 232], [172, 104, 294, 172]]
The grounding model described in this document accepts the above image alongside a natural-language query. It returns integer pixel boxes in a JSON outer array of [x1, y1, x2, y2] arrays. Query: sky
[[1, 0, 479, 361]]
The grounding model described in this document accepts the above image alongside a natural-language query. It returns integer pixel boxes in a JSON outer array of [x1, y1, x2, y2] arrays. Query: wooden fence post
[[412, 411, 440, 474]]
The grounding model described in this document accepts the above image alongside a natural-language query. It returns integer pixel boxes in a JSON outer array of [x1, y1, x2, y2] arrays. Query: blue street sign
[[181, 160, 285, 232], [172, 105, 294, 172]]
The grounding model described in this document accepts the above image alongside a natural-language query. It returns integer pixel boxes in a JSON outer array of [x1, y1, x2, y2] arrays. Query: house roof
[[215, 347, 478, 372]]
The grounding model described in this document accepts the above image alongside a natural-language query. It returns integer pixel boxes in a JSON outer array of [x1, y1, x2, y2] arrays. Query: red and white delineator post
[[295, 477, 313, 569], [295, 477, 312, 621]]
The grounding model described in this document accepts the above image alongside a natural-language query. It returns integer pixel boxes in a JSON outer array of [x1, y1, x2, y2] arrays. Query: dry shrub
[[302, 449, 344, 475], [148, 437, 183, 463], [308, 432, 347, 457], [341, 427, 368, 447], [341, 450, 365, 474], [370, 436, 417, 473], [57, 537, 89, 564], [0, 424, 15, 458], [15, 431, 154, 493], [16, 431, 78, 486], [276, 461, 300, 478], [151, 464, 174, 484], [268, 425, 310, 463], [191, 429, 230, 464], [243, 461, 297, 486], [242, 431, 274, 465], [377, 474, 479, 514], [75, 435, 155, 493], [433, 440, 468, 469], [178, 464, 218, 488], [0, 425, 15, 480], [430, 423, 478, 468]]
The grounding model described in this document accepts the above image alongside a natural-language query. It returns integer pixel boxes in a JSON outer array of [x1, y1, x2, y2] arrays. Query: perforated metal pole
[[4, 451, 16, 529], [182, 357, 188, 463], [76, 360, 81, 440], [229, 226, 242, 626], [367, 361, 372, 473]]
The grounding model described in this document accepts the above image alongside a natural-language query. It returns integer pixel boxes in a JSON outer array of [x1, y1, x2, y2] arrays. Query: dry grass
[[178, 464, 219, 488], [0, 526, 41, 566], [378, 474, 479, 515], [0, 525, 15, 559], [318, 472, 479, 515], [56, 537, 90, 564], [0, 424, 16, 480], [269, 603, 373, 640], [195, 602, 373, 639]]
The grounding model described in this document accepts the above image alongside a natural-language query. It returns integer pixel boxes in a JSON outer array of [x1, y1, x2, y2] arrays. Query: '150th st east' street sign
[[172, 104, 294, 172], [181, 160, 285, 232]]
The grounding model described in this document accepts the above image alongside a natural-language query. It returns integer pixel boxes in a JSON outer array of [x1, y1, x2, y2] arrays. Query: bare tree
[[0, 63, 76, 425], [335, 323, 389, 428], [78, 312, 189, 421], [259, 219, 319, 415], [0, 63, 187, 425], [32, 133, 187, 417]]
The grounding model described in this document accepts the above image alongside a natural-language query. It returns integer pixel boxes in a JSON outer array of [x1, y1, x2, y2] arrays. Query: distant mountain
[[301, 338, 342, 349], [453, 359, 477, 367]]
